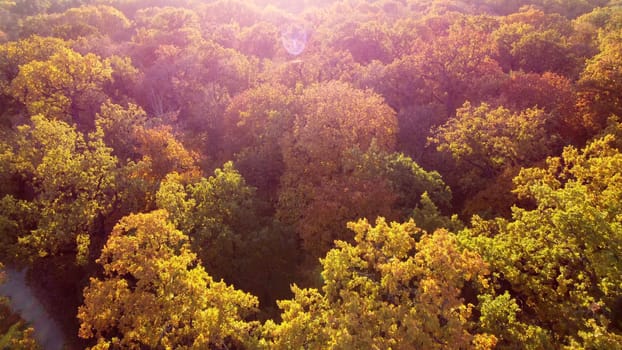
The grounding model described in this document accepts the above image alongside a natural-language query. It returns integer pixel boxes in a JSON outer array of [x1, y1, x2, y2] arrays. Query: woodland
[[0, 0, 621, 348]]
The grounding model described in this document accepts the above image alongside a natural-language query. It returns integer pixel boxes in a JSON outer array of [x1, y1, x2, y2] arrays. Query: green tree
[[411, 192, 463, 233], [156, 162, 264, 281], [156, 162, 297, 306], [95, 101, 146, 163], [341, 144, 453, 218], [492, 7, 580, 76], [476, 292, 553, 349]]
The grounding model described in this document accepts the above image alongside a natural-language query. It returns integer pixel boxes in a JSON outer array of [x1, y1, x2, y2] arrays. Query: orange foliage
[[133, 126, 201, 183]]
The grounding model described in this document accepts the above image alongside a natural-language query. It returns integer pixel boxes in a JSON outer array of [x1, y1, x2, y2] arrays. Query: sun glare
[[280, 22, 308, 55]]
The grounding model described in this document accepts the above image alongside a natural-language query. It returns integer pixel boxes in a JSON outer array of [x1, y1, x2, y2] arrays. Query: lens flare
[[280, 23, 307, 56]]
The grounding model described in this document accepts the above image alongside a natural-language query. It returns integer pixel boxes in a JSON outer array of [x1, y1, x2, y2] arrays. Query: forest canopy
[[0, 0, 621, 349]]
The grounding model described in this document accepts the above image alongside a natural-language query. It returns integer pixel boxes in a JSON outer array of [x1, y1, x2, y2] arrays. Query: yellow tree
[[78, 210, 259, 350], [9, 47, 112, 128], [0, 35, 69, 86], [266, 218, 495, 349], [460, 135, 622, 347], [128, 125, 201, 209], [0, 35, 69, 125], [0, 115, 117, 264], [492, 7, 579, 77], [134, 125, 201, 182]]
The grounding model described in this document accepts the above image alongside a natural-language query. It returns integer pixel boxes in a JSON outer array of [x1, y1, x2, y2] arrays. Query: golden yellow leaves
[[270, 218, 493, 349], [9, 47, 112, 123], [78, 210, 259, 349]]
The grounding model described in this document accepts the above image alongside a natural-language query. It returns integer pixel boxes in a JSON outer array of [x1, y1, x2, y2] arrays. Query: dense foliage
[[0, 0, 621, 348]]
